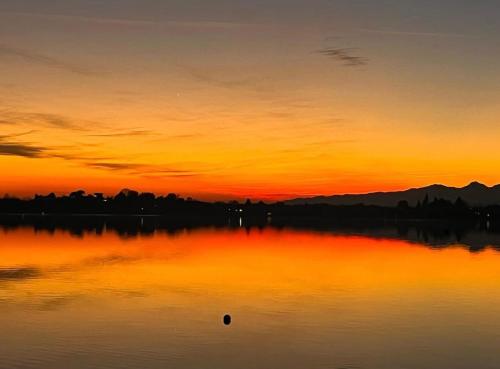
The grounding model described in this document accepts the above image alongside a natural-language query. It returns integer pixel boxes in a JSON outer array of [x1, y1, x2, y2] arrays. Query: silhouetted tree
[[70, 190, 85, 199], [423, 194, 429, 207], [397, 200, 409, 209]]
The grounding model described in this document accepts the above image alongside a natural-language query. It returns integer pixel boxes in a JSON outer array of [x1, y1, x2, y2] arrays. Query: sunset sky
[[1, 0, 500, 200]]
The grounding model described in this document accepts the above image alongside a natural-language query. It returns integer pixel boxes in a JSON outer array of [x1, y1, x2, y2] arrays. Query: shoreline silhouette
[[1, 186, 499, 223]]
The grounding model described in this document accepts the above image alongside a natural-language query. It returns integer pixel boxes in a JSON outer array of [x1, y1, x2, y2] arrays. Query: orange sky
[[1, 1, 500, 200]]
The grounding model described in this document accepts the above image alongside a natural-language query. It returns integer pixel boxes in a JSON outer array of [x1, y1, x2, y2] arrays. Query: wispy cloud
[[316, 47, 368, 67], [84, 162, 144, 171], [0, 143, 45, 158], [0, 130, 36, 140], [0, 130, 103, 161], [0, 44, 98, 76], [88, 130, 153, 138], [0, 110, 92, 130], [0, 126, 203, 177], [169, 133, 204, 139], [49, 152, 110, 162], [83, 161, 202, 177], [0, 139, 201, 177], [179, 64, 257, 90], [0, 140, 103, 161], [0, 11, 259, 30], [358, 28, 467, 38], [0, 130, 47, 158]]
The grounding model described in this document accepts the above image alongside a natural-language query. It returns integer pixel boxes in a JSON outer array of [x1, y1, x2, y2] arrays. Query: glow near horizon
[[1, 1, 500, 200]]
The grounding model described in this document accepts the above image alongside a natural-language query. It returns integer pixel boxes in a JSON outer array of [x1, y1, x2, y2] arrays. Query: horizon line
[[1, 180, 494, 202]]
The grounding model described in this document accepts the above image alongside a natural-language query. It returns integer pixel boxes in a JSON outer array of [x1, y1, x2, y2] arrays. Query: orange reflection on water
[[2, 227, 500, 369], [1, 227, 500, 298]]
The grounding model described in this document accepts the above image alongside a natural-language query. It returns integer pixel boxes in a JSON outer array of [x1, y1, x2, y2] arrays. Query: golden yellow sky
[[1, 1, 500, 200]]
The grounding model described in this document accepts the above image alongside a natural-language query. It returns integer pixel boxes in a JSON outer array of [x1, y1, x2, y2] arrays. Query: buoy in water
[[223, 314, 231, 325]]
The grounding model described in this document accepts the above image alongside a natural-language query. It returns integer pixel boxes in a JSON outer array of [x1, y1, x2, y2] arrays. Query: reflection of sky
[[2, 227, 500, 368], [1, 1, 500, 199]]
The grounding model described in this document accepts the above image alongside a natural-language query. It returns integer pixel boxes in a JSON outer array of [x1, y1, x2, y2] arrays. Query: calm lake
[[2, 223, 500, 369]]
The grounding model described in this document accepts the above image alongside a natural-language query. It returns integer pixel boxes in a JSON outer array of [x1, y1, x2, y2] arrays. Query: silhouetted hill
[[2, 186, 500, 222], [285, 182, 500, 207]]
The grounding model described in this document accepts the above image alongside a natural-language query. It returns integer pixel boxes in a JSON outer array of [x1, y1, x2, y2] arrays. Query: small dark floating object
[[223, 314, 231, 325]]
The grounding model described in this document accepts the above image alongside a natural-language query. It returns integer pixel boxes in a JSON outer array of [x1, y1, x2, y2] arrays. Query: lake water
[[2, 224, 500, 369]]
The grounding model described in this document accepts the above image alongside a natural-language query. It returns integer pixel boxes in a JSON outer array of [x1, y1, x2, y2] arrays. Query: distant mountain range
[[285, 182, 500, 207]]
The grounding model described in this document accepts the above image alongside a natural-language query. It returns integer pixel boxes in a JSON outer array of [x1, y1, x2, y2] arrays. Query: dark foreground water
[[1, 222, 500, 369]]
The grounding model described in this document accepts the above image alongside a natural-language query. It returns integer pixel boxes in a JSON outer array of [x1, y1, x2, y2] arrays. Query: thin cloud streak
[[0, 129, 202, 177], [0, 11, 260, 30], [358, 28, 468, 38], [316, 48, 368, 67], [0, 44, 98, 76], [179, 64, 257, 90], [0, 143, 45, 158], [141, 173, 201, 180], [0, 130, 36, 140], [88, 130, 153, 138], [0, 130, 46, 158], [0, 110, 92, 130], [84, 162, 144, 171], [0, 131, 102, 161], [83, 161, 205, 177]]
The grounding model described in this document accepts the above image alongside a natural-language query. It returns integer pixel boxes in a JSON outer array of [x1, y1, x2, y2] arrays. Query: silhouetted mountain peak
[[286, 182, 500, 206], [464, 181, 488, 190], [421, 184, 447, 191]]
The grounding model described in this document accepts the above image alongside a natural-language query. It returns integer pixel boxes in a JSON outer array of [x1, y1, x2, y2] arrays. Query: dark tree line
[[1, 189, 499, 222]]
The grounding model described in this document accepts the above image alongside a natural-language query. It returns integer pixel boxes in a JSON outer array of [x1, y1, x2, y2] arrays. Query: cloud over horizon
[[83, 161, 203, 177], [0, 126, 203, 178], [0, 142, 45, 158]]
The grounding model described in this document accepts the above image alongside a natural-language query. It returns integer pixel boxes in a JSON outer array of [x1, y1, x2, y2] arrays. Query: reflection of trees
[[2, 214, 500, 253]]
